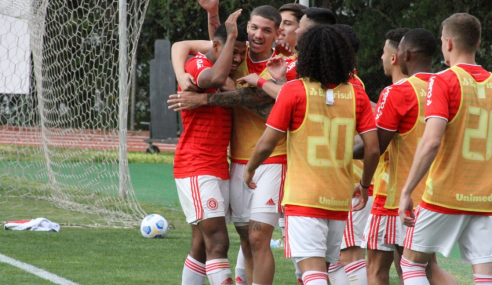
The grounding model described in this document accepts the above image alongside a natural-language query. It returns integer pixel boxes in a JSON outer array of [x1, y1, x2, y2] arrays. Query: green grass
[[0, 146, 475, 284]]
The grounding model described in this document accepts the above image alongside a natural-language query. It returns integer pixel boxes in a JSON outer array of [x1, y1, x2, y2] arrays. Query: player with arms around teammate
[[174, 10, 243, 285], [398, 13, 492, 285], [244, 25, 380, 285]]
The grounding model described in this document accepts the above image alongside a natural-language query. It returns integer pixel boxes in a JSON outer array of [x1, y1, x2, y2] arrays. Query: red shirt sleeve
[[355, 84, 376, 134], [266, 80, 305, 132], [185, 53, 214, 89], [425, 72, 453, 121], [374, 84, 407, 131]]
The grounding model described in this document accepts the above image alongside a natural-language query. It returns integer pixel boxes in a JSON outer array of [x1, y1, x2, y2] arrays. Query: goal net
[[0, 0, 150, 228]]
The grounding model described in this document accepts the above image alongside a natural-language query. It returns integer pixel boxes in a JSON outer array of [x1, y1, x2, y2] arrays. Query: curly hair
[[296, 25, 355, 86]]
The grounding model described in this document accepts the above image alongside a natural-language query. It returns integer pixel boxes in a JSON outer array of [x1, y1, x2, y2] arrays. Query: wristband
[[359, 180, 370, 189], [257, 78, 268, 88]]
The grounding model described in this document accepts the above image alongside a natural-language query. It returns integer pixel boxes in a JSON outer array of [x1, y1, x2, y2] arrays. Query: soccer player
[[173, 11, 242, 285], [398, 13, 492, 285], [353, 28, 409, 285], [244, 25, 380, 285]]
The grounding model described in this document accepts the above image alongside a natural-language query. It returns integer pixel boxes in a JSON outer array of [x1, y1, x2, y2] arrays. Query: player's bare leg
[[235, 225, 253, 285], [340, 246, 366, 284], [367, 249, 394, 284], [197, 216, 232, 285], [472, 262, 492, 284], [394, 246, 404, 284], [182, 225, 207, 285], [426, 253, 457, 285], [401, 248, 432, 285], [298, 257, 329, 285], [249, 220, 276, 284]]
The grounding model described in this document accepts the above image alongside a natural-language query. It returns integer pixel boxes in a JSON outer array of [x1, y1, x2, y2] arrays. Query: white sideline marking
[[0, 253, 80, 285]]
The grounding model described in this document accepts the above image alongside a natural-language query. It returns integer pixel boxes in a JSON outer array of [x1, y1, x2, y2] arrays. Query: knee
[[248, 230, 268, 250]]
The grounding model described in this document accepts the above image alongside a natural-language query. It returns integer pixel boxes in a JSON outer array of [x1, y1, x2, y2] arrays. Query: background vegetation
[[133, 0, 492, 125]]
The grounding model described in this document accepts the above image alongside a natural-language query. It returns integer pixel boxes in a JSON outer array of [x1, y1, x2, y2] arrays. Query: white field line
[[0, 252, 80, 285]]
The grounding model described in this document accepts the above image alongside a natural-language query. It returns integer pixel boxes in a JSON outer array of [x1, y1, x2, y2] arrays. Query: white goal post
[[0, 0, 150, 228]]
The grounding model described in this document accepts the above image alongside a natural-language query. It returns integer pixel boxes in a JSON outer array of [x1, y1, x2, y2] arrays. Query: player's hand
[[220, 77, 236, 92], [243, 168, 257, 189], [266, 55, 287, 82], [197, 0, 219, 13], [225, 9, 242, 40], [352, 183, 368, 211], [177, 73, 201, 92], [167, 91, 207, 111], [275, 40, 293, 57], [237, 73, 261, 87], [399, 192, 415, 227]]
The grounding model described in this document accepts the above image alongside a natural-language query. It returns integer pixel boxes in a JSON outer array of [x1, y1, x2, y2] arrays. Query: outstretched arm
[[198, 0, 220, 40], [196, 10, 242, 89]]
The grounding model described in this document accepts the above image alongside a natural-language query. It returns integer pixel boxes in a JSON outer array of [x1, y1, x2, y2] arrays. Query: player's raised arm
[[171, 40, 212, 91], [198, 0, 220, 40], [196, 9, 242, 89]]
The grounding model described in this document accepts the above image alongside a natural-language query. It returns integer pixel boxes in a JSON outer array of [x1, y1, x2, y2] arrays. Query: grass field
[[0, 149, 476, 284]]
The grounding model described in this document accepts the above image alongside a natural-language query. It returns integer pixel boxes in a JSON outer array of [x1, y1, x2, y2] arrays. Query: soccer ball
[[140, 214, 169, 238]]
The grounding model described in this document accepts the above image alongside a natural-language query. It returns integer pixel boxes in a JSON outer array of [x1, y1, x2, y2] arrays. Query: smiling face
[[247, 15, 279, 55], [279, 11, 299, 48]]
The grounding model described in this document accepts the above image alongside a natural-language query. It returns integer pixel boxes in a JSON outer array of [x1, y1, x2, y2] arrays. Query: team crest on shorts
[[207, 198, 218, 210]]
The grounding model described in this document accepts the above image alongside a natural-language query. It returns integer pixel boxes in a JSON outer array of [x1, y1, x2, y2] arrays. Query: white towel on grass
[[4, 218, 60, 232]]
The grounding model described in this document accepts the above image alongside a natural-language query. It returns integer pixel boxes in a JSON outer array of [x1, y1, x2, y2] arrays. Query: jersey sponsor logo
[[319, 196, 350, 206], [308, 88, 353, 99], [207, 198, 218, 210], [265, 198, 276, 206], [196, 58, 204, 69], [334, 90, 353, 100], [221, 277, 234, 284], [456, 193, 492, 202], [426, 76, 435, 106], [375, 87, 391, 120], [286, 61, 297, 72]]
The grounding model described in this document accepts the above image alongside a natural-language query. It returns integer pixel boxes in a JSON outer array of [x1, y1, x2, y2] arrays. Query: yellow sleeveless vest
[[282, 79, 356, 211], [230, 49, 287, 161], [385, 76, 427, 209], [372, 151, 390, 196], [422, 66, 492, 212]]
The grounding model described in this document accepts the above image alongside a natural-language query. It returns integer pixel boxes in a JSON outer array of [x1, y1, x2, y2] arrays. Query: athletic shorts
[[229, 163, 286, 224], [341, 196, 374, 249], [404, 206, 492, 265], [175, 175, 229, 225], [284, 215, 346, 264], [361, 213, 402, 251]]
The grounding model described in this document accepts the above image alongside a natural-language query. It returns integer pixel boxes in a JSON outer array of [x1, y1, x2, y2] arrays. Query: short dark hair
[[441, 13, 481, 53], [278, 3, 306, 22], [251, 5, 282, 29], [213, 22, 248, 43], [296, 25, 355, 86], [386, 28, 410, 49], [334, 24, 359, 53], [303, 7, 337, 25], [402, 28, 437, 58]]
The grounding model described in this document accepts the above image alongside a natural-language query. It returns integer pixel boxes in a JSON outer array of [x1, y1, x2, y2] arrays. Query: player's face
[[230, 41, 247, 76], [279, 11, 299, 48], [381, 40, 397, 77], [295, 15, 312, 42], [247, 15, 279, 55], [397, 38, 408, 75]]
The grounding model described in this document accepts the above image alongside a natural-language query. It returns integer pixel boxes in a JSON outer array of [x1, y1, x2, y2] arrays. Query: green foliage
[[134, 0, 492, 118]]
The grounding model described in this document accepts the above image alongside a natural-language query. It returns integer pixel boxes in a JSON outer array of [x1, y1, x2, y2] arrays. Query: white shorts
[[361, 213, 402, 251], [175, 175, 229, 225], [404, 206, 492, 265], [285, 215, 346, 264], [229, 163, 286, 224], [341, 196, 374, 249]]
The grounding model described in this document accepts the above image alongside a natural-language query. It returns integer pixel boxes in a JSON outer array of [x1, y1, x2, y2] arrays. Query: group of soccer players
[[168, 1, 492, 284]]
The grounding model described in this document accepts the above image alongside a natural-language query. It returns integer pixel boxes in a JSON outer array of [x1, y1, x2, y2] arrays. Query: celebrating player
[[173, 10, 243, 285], [244, 25, 379, 285], [398, 13, 492, 285]]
